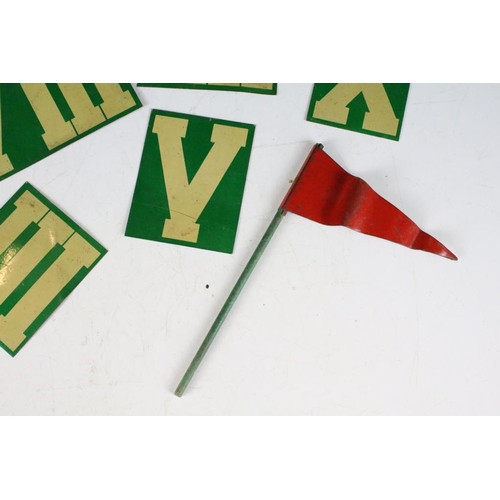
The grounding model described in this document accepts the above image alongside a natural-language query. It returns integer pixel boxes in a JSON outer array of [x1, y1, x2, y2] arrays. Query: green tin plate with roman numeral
[[0, 83, 142, 181], [306, 83, 410, 141], [138, 83, 277, 95], [126, 109, 255, 254], [0, 183, 107, 356]]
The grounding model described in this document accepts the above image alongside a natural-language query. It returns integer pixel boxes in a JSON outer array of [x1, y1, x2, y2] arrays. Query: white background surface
[[0, 83, 498, 415]]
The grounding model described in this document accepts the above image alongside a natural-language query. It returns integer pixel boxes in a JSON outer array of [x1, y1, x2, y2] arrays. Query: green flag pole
[[174, 144, 323, 397], [174, 208, 286, 397]]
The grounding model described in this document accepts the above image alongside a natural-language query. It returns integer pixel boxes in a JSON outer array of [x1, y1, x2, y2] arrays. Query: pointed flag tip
[[414, 231, 457, 261], [444, 249, 458, 261], [437, 247, 458, 261]]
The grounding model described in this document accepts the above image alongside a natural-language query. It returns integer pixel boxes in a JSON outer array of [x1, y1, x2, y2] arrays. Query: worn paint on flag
[[138, 83, 277, 95], [282, 144, 457, 260], [0, 84, 142, 181], [126, 110, 255, 253], [307, 84, 410, 141], [0, 183, 106, 356]]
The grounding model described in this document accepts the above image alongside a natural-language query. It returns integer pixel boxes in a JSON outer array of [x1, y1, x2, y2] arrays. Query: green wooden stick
[[175, 208, 286, 397]]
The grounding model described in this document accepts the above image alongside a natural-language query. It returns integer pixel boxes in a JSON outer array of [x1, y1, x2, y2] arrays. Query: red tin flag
[[280, 144, 457, 260]]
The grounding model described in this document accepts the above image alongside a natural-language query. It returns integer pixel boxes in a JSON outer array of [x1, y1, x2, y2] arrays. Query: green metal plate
[[0, 83, 142, 181], [137, 83, 277, 95], [0, 183, 107, 356], [126, 109, 255, 254], [306, 83, 410, 141]]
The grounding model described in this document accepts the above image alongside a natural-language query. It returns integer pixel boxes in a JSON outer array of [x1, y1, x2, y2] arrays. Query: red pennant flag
[[281, 144, 457, 260]]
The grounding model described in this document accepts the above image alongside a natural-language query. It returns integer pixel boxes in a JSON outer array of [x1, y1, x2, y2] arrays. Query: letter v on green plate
[[125, 110, 255, 253]]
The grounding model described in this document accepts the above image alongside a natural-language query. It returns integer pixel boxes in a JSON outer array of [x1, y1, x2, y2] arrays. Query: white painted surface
[[0, 83, 497, 415]]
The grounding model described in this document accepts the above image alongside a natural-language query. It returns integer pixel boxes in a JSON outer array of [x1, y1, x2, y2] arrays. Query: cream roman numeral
[[20, 83, 136, 150], [313, 83, 400, 136], [153, 115, 248, 243], [0, 196, 100, 352]]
